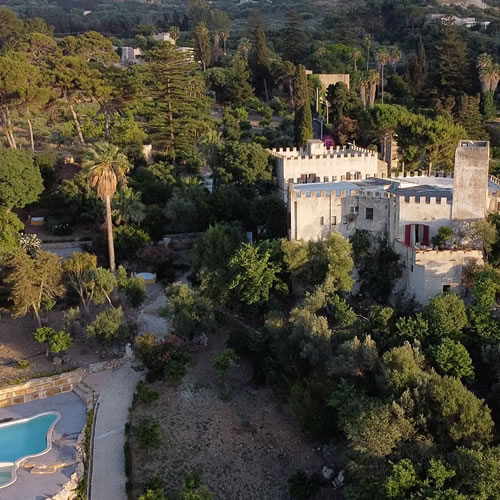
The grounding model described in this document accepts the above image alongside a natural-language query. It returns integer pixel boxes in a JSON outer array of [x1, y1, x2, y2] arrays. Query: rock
[[62, 353, 71, 363], [53, 357, 63, 367]]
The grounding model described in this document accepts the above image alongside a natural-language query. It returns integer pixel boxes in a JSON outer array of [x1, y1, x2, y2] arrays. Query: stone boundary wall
[[0, 368, 87, 409]]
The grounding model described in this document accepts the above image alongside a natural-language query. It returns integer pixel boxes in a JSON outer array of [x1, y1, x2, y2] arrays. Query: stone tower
[[452, 140, 490, 220]]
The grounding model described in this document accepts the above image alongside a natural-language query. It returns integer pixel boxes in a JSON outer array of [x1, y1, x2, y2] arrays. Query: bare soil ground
[[0, 306, 121, 385], [129, 333, 340, 500]]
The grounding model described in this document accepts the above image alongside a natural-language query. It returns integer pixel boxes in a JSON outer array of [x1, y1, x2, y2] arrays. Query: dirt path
[[130, 333, 330, 499]]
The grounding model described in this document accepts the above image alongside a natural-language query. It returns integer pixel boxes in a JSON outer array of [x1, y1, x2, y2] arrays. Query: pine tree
[[407, 35, 427, 95], [283, 12, 308, 64], [228, 56, 254, 107], [294, 65, 313, 148], [436, 21, 469, 96], [146, 43, 206, 157]]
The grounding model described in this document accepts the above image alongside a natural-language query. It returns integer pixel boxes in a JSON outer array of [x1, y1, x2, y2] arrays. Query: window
[[320, 216, 324, 226], [346, 172, 351, 180], [324, 176, 329, 182], [332, 216, 337, 225], [411, 265, 414, 272], [355, 206, 359, 213], [342, 216, 347, 224], [341, 175, 345, 181], [332, 176, 337, 181], [443, 285, 451, 293], [350, 207, 355, 214], [366, 207, 374, 220]]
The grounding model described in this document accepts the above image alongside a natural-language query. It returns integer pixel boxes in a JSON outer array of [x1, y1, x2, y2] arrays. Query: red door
[[405, 224, 411, 246], [423, 225, 429, 246]]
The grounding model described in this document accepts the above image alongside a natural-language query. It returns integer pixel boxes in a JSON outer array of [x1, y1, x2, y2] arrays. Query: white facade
[[270, 140, 387, 198]]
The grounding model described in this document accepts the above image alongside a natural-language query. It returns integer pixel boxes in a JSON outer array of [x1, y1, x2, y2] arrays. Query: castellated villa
[[270, 140, 496, 305]]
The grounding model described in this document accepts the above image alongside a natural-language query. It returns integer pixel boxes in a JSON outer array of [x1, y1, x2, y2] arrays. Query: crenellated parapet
[[270, 144, 377, 161]]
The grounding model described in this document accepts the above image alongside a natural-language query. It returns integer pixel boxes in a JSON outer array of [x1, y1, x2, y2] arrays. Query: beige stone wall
[[289, 191, 390, 241], [395, 241, 483, 304], [395, 196, 453, 242], [452, 141, 489, 220], [0, 369, 86, 408], [316, 74, 350, 90]]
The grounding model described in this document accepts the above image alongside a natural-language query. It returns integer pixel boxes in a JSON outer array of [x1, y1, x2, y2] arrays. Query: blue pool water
[[0, 413, 58, 464]]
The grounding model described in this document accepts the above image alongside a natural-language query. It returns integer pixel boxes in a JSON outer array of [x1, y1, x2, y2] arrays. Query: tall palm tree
[[82, 143, 130, 272], [363, 35, 373, 71], [376, 48, 390, 104], [359, 74, 368, 108], [221, 30, 230, 56], [367, 70, 380, 108], [112, 187, 145, 226], [351, 48, 362, 72], [388, 46, 401, 73]]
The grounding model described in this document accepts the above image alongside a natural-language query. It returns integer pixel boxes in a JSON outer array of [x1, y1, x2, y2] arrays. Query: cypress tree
[[294, 65, 313, 147], [456, 94, 487, 139]]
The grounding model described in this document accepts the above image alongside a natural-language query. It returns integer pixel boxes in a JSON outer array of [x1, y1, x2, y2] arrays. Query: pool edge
[[0, 411, 62, 490]]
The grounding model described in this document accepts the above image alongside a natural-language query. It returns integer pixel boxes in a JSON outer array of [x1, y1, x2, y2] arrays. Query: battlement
[[399, 194, 452, 205], [270, 144, 377, 161], [293, 188, 392, 199], [292, 187, 452, 205]]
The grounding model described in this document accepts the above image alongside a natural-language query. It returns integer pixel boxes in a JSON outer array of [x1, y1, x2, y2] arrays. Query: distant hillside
[[438, 0, 489, 8]]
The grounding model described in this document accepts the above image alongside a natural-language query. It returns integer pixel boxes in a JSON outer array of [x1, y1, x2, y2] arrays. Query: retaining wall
[[0, 368, 87, 408]]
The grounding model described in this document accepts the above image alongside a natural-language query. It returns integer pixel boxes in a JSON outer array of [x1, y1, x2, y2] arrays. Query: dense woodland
[[1, 0, 500, 498]]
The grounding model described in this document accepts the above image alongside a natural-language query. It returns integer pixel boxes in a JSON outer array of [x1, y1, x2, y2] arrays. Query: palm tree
[[367, 70, 380, 108], [221, 30, 230, 56], [237, 38, 252, 58], [363, 35, 373, 70], [351, 48, 362, 72], [169, 26, 180, 44], [388, 46, 401, 73], [200, 128, 224, 169], [82, 143, 130, 272], [376, 48, 390, 104], [477, 53, 500, 94], [112, 187, 145, 226], [359, 74, 368, 108]]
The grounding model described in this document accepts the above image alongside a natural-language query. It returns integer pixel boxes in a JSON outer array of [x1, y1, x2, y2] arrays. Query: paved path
[[90, 362, 142, 500], [138, 283, 168, 338]]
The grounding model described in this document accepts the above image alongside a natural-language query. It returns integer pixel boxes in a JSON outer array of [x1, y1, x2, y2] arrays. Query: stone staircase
[[73, 380, 96, 409]]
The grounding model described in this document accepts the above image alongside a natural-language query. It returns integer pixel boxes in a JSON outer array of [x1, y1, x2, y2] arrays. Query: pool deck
[[0, 392, 86, 500]]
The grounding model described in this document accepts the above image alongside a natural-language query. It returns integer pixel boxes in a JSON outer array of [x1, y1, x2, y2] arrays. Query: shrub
[[139, 488, 166, 500], [33, 327, 73, 356], [124, 277, 146, 308], [135, 381, 159, 404], [212, 348, 239, 378], [87, 306, 128, 344], [19, 233, 41, 257], [113, 225, 150, 262], [135, 416, 161, 449], [135, 334, 190, 381], [142, 205, 167, 241], [288, 470, 322, 499], [15, 359, 30, 370]]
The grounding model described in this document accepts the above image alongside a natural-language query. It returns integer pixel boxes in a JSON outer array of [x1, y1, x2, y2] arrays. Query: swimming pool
[[0, 412, 60, 489]]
